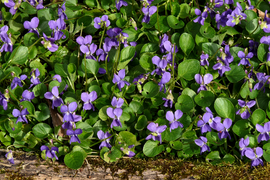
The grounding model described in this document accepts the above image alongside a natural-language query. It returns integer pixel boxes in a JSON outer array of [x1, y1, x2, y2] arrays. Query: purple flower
[[0, 90, 9, 110], [76, 35, 97, 60], [162, 90, 173, 108], [29, 68, 41, 88], [260, 10, 270, 33], [66, 129, 82, 144], [197, 108, 221, 133], [112, 69, 130, 92], [24, 17, 39, 36], [145, 122, 167, 144], [215, 9, 232, 29], [21, 90, 35, 102], [4, 0, 21, 15], [195, 136, 210, 154], [41, 33, 58, 52], [193, 8, 208, 25], [159, 34, 169, 53], [40, 146, 59, 160], [60, 102, 82, 122], [121, 145, 135, 157], [107, 107, 123, 128], [226, 3, 247, 27], [115, 0, 128, 10], [213, 59, 231, 77], [12, 108, 29, 124], [162, 41, 178, 62], [254, 73, 270, 91], [194, 73, 213, 93], [224, 0, 234, 4], [166, 110, 183, 132], [94, 15, 110, 29], [249, 40, 259, 57], [239, 137, 251, 158], [142, 6, 157, 24], [256, 122, 270, 143], [236, 100, 256, 119], [29, 0, 44, 10], [238, 50, 253, 66], [245, 147, 264, 168], [53, 74, 62, 82], [260, 36, 270, 51], [213, 0, 223, 8], [81, 91, 97, 111], [200, 53, 209, 66], [0, 25, 13, 52], [5, 150, 14, 164], [158, 72, 171, 93], [151, 56, 167, 76], [106, 27, 128, 47], [11, 74, 27, 90], [215, 118, 232, 140], [44, 86, 64, 109], [96, 37, 112, 61], [48, 18, 66, 40], [246, 0, 254, 10], [97, 130, 112, 149], [58, 2, 68, 20], [111, 96, 124, 108], [140, 0, 154, 6]]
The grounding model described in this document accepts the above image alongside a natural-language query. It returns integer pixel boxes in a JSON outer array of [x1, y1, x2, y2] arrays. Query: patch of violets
[[236, 99, 256, 119], [145, 122, 167, 144]]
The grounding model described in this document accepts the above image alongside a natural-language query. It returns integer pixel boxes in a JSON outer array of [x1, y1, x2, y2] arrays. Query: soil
[[0, 150, 197, 180]]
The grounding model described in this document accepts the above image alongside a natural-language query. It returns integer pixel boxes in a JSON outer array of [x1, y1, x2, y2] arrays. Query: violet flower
[[66, 129, 82, 144], [226, 2, 247, 27], [245, 147, 264, 168], [193, 7, 208, 25], [44, 86, 63, 109], [60, 102, 82, 122], [215, 9, 232, 29], [238, 50, 253, 66], [239, 137, 252, 158], [236, 99, 256, 119], [215, 118, 232, 140], [111, 96, 124, 108], [41, 33, 58, 52], [158, 72, 171, 93], [94, 15, 110, 29], [112, 69, 130, 92], [195, 136, 210, 154], [159, 34, 169, 53], [4, 0, 21, 15], [11, 74, 27, 90], [97, 130, 112, 149], [96, 37, 112, 61], [142, 6, 157, 24], [29, 68, 41, 88], [151, 56, 167, 76], [12, 108, 29, 124], [213, 58, 231, 77], [0, 90, 9, 110], [166, 110, 184, 132], [224, 0, 234, 4], [81, 91, 97, 111], [76, 35, 97, 60], [115, 0, 128, 11], [194, 73, 213, 93], [200, 53, 209, 66], [120, 145, 135, 157], [254, 73, 270, 91], [0, 25, 13, 52], [163, 41, 178, 62], [21, 90, 35, 102], [58, 2, 68, 20], [249, 40, 259, 57], [48, 18, 66, 40], [40, 145, 59, 160], [256, 122, 270, 143], [197, 108, 221, 133], [29, 0, 44, 10], [260, 36, 270, 51], [107, 107, 123, 128], [145, 122, 167, 144], [23, 17, 39, 36], [5, 150, 14, 164], [260, 10, 270, 33]]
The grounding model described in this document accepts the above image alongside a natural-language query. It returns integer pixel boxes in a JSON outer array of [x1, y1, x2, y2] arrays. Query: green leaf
[[179, 3, 190, 18], [135, 115, 148, 131], [170, 141, 182, 150], [200, 23, 216, 39], [21, 101, 35, 115], [222, 154, 235, 164], [206, 131, 225, 145], [176, 95, 194, 113], [140, 43, 159, 54], [179, 33, 194, 56], [178, 59, 200, 80], [9, 46, 29, 65], [185, 21, 201, 37], [246, 19, 261, 35], [142, 81, 159, 98], [263, 150, 270, 162], [251, 109, 266, 126], [64, 151, 84, 169], [244, 10, 257, 22], [164, 127, 182, 142], [32, 123, 53, 139], [155, 16, 170, 33], [117, 46, 136, 70], [35, 103, 50, 121], [214, 98, 235, 120], [232, 120, 250, 137], [139, 53, 154, 71], [4, 118, 22, 134], [129, 101, 143, 114], [206, 151, 221, 164], [143, 140, 164, 157], [0, 132, 12, 146], [20, 2, 37, 14], [167, 15, 184, 29], [55, 63, 68, 77], [118, 131, 137, 146], [81, 59, 100, 75], [257, 44, 268, 62], [116, 18, 127, 28], [24, 33, 39, 47], [194, 91, 215, 107], [98, 106, 109, 121], [77, 16, 93, 27], [202, 42, 221, 59], [225, 65, 246, 83], [33, 83, 47, 98]]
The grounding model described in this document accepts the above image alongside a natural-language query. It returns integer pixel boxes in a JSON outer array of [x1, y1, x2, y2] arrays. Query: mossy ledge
[[1, 150, 270, 179]]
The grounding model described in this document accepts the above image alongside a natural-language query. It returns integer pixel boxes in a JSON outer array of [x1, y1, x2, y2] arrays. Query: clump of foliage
[[0, 0, 270, 172]]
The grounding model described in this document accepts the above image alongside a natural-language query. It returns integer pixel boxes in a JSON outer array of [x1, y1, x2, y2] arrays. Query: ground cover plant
[[0, 0, 270, 171]]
